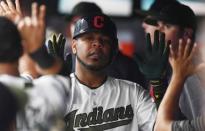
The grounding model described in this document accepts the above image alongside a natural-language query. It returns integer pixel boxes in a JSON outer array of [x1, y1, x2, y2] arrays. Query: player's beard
[[76, 53, 111, 71]]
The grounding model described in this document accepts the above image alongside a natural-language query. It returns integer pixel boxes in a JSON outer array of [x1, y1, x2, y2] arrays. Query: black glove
[[135, 30, 170, 80], [135, 30, 170, 108], [47, 33, 72, 76]]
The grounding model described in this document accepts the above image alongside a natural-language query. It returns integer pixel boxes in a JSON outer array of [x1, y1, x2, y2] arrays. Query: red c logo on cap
[[93, 16, 104, 28]]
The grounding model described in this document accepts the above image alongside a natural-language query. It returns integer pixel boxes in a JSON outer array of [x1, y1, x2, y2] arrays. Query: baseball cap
[[136, 0, 179, 17], [137, 0, 180, 26], [66, 2, 103, 21], [73, 14, 118, 46], [154, 3, 197, 30]]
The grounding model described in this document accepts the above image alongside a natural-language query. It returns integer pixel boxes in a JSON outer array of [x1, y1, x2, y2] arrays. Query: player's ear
[[72, 39, 77, 54]]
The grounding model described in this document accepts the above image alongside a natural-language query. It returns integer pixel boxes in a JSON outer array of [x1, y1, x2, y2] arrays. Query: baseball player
[[155, 39, 205, 131], [1, 1, 156, 130], [0, 2, 70, 131], [63, 13, 157, 131]]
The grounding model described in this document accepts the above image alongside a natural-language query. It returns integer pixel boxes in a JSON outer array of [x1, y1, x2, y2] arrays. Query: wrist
[[170, 74, 187, 91], [150, 78, 168, 86], [26, 39, 45, 53], [172, 72, 187, 82], [149, 78, 168, 107], [29, 45, 55, 69]]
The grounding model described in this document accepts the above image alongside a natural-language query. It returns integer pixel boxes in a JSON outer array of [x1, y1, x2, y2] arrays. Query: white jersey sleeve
[[135, 84, 157, 131], [0, 74, 70, 131], [23, 75, 70, 130]]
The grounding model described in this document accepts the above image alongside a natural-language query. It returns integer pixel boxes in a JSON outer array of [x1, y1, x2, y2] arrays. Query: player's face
[[158, 21, 183, 52], [72, 32, 112, 71]]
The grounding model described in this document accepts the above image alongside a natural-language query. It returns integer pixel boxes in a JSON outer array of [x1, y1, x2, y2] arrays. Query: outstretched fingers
[[6, 0, 15, 12], [17, 2, 46, 53], [31, 2, 38, 25], [163, 40, 170, 59], [188, 43, 197, 61], [15, 0, 21, 14], [178, 39, 184, 58], [39, 4, 46, 18], [0, 1, 10, 12], [169, 43, 175, 59], [38, 5, 46, 27], [159, 32, 165, 55], [183, 39, 192, 58], [0, 0, 22, 23], [0, 5, 4, 16], [31, 2, 46, 26], [145, 33, 152, 53], [153, 30, 159, 50]]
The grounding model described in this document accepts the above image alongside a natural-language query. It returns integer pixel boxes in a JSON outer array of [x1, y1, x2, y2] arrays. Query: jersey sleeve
[[172, 116, 205, 131], [135, 84, 157, 131], [19, 75, 70, 130]]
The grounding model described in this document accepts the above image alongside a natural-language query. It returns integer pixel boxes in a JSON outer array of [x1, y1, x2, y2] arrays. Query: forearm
[[160, 74, 185, 119], [35, 58, 62, 75], [29, 45, 63, 75], [155, 74, 186, 131]]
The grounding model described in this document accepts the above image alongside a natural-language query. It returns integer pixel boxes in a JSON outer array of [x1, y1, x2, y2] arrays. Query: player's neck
[[0, 62, 19, 76], [75, 68, 107, 89]]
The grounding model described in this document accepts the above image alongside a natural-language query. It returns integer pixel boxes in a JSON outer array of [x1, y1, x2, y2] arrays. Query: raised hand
[[0, 0, 22, 23], [48, 34, 72, 76], [169, 39, 198, 80], [17, 2, 46, 53], [135, 30, 170, 80], [48, 33, 66, 58], [135, 30, 170, 108]]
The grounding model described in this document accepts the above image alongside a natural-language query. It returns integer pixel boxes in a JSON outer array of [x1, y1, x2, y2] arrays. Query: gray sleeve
[[172, 117, 205, 131], [17, 75, 70, 131]]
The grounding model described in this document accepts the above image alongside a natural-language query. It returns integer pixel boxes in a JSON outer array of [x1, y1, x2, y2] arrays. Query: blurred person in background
[[0, 0, 41, 79], [135, 0, 180, 108], [136, 1, 205, 120], [155, 3, 205, 119], [155, 38, 205, 131], [0, 1, 70, 130], [0, 1, 153, 131], [137, 0, 179, 44]]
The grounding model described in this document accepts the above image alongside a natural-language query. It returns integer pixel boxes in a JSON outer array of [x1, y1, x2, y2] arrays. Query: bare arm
[[17, 3, 62, 75], [154, 39, 203, 131]]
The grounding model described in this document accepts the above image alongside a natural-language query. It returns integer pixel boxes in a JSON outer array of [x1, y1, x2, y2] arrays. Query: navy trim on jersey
[[74, 73, 108, 89]]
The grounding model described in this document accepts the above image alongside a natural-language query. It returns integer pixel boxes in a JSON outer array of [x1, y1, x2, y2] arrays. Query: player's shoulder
[[108, 76, 143, 90], [0, 74, 24, 80], [36, 74, 69, 81], [34, 74, 70, 86], [33, 74, 71, 93], [108, 77, 148, 98], [0, 74, 27, 89]]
